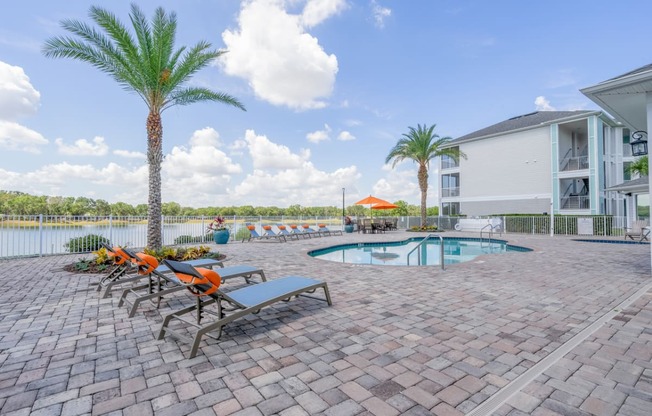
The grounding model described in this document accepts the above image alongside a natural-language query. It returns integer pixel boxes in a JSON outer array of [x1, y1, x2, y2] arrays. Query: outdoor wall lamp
[[630, 130, 648, 156]]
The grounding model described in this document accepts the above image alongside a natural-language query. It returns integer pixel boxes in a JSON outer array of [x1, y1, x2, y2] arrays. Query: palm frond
[[163, 87, 245, 111]]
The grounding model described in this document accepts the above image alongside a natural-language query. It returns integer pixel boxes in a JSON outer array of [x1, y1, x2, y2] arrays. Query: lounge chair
[[289, 224, 310, 238], [317, 223, 343, 236], [624, 219, 650, 241], [277, 224, 300, 240], [115, 248, 247, 318], [157, 260, 332, 358], [243, 223, 286, 242], [302, 224, 322, 237], [96, 243, 147, 299], [261, 225, 287, 241]]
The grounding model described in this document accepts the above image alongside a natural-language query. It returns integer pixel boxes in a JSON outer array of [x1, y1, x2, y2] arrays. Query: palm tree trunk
[[418, 164, 428, 226], [146, 111, 163, 250]]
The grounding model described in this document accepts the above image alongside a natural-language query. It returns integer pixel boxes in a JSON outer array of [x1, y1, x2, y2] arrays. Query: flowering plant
[[344, 216, 353, 225], [207, 215, 229, 232]]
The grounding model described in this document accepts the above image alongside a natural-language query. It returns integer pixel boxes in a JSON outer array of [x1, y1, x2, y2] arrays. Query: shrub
[[64, 234, 110, 253], [173, 234, 213, 244], [235, 227, 251, 241]]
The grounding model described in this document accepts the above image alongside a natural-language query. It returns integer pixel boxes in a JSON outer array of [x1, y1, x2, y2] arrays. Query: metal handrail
[[480, 223, 494, 243], [407, 234, 445, 270]]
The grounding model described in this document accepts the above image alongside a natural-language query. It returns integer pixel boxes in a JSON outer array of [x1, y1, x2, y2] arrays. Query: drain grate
[[467, 281, 652, 416]]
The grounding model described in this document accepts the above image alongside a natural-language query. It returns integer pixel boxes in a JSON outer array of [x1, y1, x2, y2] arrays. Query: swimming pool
[[308, 237, 531, 266]]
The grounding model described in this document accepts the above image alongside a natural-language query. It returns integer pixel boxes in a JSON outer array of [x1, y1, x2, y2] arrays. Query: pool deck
[[0, 231, 650, 415]]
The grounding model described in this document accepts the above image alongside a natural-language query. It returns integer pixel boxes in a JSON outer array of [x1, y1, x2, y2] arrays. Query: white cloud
[[337, 130, 355, 141], [373, 167, 419, 200], [189, 127, 221, 147], [534, 96, 556, 111], [307, 124, 332, 143], [301, 0, 348, 27], [0, 61, 40, 121], [55, 136, 109, 156], [220, 0, 339, 110], [113, 149, 146, 159], [245, 129, 310, 169], [0, 120, 48, 153], [371, 0, 391, 28]]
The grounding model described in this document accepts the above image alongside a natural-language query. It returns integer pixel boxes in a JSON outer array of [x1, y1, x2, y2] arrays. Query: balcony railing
[[441, 187, 460, 197], [560, 195, 590, 210], [560, 155, 589, 171], [441, 159, 459, 169]]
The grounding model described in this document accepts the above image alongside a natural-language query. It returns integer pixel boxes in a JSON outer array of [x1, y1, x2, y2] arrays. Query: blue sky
[[1, 0, 651, 209]]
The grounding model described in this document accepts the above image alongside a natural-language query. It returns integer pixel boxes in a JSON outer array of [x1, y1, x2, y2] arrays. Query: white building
[[439, 110, 636, 218]]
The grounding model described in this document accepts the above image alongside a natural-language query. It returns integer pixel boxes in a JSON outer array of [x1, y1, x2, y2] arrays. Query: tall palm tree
[[43, 4, 245, 249], [386, 124, 466, 226]]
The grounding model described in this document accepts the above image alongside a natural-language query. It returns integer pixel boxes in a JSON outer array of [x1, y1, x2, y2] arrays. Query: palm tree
[[43, 4, 245, 249], [627, 155, 649, 177], [386, 124, 466, 226]]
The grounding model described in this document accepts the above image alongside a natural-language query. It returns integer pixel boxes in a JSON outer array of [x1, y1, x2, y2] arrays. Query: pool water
[[308, 237, 531, 266]]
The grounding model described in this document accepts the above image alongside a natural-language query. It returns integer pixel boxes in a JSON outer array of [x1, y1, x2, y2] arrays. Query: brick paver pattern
[[0, 232, 650, 415]]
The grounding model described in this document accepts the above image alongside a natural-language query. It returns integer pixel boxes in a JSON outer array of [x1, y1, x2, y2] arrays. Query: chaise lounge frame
[[157, 260, 332, 358]]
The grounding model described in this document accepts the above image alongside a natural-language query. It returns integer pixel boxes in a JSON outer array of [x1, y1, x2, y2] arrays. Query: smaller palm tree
[[386, 124, 466, 226], [627, 155, 648, 177]]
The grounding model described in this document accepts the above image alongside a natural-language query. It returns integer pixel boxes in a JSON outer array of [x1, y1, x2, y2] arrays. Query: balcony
[[560, 155, 589, 171], [441, 187, 459, 197], [441, 156, 459, 170], [560, 195, 590, 210]]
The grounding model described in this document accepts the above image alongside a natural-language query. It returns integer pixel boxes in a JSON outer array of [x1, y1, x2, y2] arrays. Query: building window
[[442, 202, 460, 216], [441, 173, 459, 197], [441, 154, 459, 169]]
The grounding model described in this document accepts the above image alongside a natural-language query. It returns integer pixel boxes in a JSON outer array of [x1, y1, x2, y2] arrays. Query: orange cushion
[[263, 225, 272, 230], [110, 246, 128, 265], [134, 252, 158, 275], [247, 225, 256, 231], [174, 268, 221, 296], [290, 225, 298, 229], [302, 224, 309, 228], [318, 224, 326, 228], [278, 225, 286, 230]]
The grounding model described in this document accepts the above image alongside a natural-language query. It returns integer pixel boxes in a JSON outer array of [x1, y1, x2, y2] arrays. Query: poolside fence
[[0, 214, 629, 259]]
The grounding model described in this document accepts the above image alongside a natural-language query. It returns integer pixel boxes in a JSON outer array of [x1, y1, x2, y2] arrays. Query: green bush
[[173, 234, 213, 244], [64, 234, 110, 253], [235, 227, 251, 241]]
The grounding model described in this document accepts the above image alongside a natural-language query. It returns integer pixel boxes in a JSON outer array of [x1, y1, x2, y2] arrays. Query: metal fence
[[0, 215, 342, 259], [0, 214, 630, 259]]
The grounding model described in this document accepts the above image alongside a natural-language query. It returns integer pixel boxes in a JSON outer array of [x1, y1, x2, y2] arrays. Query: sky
[[1, 0, 651, 209]]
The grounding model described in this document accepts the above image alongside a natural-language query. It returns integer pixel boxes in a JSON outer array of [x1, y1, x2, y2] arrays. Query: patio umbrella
[[354, 195, 390, 206], [371, 201, 398, 210], [354, 195, 392, 217]]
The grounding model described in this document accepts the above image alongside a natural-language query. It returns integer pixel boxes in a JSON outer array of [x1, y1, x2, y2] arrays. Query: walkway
[[0, 232, 650, 415]]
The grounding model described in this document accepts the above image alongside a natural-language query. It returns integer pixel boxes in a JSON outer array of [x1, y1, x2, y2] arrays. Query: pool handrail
[[407, 234, 445, 270]]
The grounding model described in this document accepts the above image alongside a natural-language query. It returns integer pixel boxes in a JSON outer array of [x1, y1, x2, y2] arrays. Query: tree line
[[0, 190, 437, 217]]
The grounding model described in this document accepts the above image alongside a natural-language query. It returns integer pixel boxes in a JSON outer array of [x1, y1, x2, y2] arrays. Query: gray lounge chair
[[157, 260, 332, 358], [277, 224, 300, 240], [243, 223, 286, 242], [97, 243, 222, 299], [317, 223, 343, 236], [115, 248, 243, 318]]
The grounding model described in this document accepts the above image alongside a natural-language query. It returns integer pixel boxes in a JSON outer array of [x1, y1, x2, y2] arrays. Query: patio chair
[[277, 224, 300, 240], [116, 248, 265, 318], [157, 260, 332, 358], [317, 223, 343, 236], [624, 219, 650, 241]]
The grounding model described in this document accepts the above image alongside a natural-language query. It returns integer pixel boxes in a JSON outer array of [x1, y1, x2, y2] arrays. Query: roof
[[448, 110, 595, 144], [605, 176, 649, 194], [581, 63, 652, 132]]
